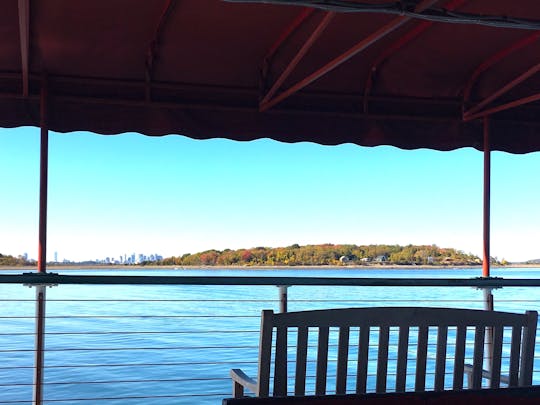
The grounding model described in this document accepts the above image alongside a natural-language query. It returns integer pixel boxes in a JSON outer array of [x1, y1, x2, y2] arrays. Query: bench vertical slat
[[452, 325, 466, 390], [258, 310, 274, 397], [315, 326, 329, 395], [376, 326, 389, 393], [509, 325, 522, 387], [519, 311, 538, 386], [274, 326, 288, 396], [434, 325, 448, 391], [415, 325, 428, 392], [336, 326, 350, 395], [356, 326, 370, 394], [471, 325, 485, 389], [295, 326, 308, 396], [395, 326, 409, 392], [490, 326, 504, 388]]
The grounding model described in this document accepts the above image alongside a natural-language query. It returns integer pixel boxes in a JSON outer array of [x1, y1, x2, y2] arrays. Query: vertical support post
[[483, 287, 494, 375], [278, 285, 289, 313], [33, 285, 46, 405], [38, 78, 48, 274], [482, 116, 491, 278], [34, 76, 49, 405], [482, 116, 494, 376]]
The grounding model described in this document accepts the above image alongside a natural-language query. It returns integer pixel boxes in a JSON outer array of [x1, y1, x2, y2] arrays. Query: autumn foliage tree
[[157, 244, 480, 267]]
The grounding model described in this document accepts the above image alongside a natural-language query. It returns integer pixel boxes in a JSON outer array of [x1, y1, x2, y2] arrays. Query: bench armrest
[[230, 368, 258, 398]]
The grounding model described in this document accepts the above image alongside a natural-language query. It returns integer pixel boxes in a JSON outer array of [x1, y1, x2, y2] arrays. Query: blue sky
[[1, 126, 539, 262]]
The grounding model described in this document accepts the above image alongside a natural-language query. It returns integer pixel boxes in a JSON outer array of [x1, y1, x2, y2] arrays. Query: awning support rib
[[364, 0, 467, 112], [260, 0, 437, 112], [260, 11, 335, 109], [464, 60, 540, 120], [464, 92, 540, 122], [463, 31, 540, 104], [264, 8, 315, 65], [17, 0, 29, 96], [145, 0, 177, 101]]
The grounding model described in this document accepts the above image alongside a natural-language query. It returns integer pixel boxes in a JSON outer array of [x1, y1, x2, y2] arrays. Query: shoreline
[[2, 263, 540, 271]]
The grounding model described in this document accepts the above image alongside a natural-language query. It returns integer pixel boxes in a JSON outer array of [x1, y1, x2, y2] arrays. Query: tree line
[[157, 244, 482, 267], [0, 253, 34, 266]]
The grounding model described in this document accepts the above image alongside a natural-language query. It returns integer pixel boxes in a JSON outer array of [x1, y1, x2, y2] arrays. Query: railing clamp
[[23, 272, 58, 288], [277, 285, 290, 313], [473, 276, 503, 291]]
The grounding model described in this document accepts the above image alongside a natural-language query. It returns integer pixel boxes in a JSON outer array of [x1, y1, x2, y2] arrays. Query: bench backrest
[[255, 307, 537, 396]]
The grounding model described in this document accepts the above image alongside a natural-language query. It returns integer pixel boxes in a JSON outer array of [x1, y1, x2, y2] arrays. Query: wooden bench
[[230, 307, 537, 398]]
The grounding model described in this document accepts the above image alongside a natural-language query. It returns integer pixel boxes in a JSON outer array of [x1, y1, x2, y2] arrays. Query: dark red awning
[[3, 0, 540, 153]]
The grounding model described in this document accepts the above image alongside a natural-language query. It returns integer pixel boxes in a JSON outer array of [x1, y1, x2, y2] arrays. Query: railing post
[[24, 279, 56, 405], [483, 287, 494, 376], [278, 285, 289, 313], [33, 285, 46, 405]]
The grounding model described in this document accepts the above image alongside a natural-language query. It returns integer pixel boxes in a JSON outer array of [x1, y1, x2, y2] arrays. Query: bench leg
[[233, 381, 245, 398]]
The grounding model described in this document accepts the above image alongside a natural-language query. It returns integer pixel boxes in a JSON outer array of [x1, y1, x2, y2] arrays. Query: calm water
[[1, 267, 540, 404]]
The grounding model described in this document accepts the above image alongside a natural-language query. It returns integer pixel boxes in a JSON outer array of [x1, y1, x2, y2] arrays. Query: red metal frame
[[464, 91, 540, 122], [264, 8, 315, 64], [464, 60, 540, 120], [145, 0, 176, 101], [461, 31, 540, 121], [483, 117, 490, 278], [463, 32, 540, 104], [363, 0, 467, 112], [38, 79, 48, 274], [260, 11, 335, 107], [260, 16, 410, 112], [17, 0, 29, 96], [259, 0, 438, 112]]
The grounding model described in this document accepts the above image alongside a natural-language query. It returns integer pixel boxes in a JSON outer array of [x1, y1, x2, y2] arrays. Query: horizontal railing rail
[[1, 272, 539, 287]]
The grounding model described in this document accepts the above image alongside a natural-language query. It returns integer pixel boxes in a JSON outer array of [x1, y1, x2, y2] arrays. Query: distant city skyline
[[1, 126, 539, 263], [20, 251, 164, 264]]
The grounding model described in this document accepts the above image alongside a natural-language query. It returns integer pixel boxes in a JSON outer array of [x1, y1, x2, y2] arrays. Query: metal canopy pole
[[33, 78, 49, 405], [483, 116, 491, 279], [38, 79, 48, 274], [482, 116, 494, 376]]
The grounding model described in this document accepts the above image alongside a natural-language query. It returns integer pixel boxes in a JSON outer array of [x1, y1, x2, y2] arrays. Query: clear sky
[[1, 126, 539, 263]]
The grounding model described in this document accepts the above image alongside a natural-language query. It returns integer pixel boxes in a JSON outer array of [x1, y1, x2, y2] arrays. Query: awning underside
[[3, 0, 540, 153]]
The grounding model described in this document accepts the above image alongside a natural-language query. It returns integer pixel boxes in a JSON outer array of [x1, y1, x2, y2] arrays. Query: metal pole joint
[[23, 272, 58, 288], [277, 285, 290, 313]]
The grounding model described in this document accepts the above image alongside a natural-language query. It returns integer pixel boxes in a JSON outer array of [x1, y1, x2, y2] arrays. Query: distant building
[[374, 254, 388, 262]]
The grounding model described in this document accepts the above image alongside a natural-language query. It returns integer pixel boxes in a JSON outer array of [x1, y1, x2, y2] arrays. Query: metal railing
[[1, 273, 540, 404]]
